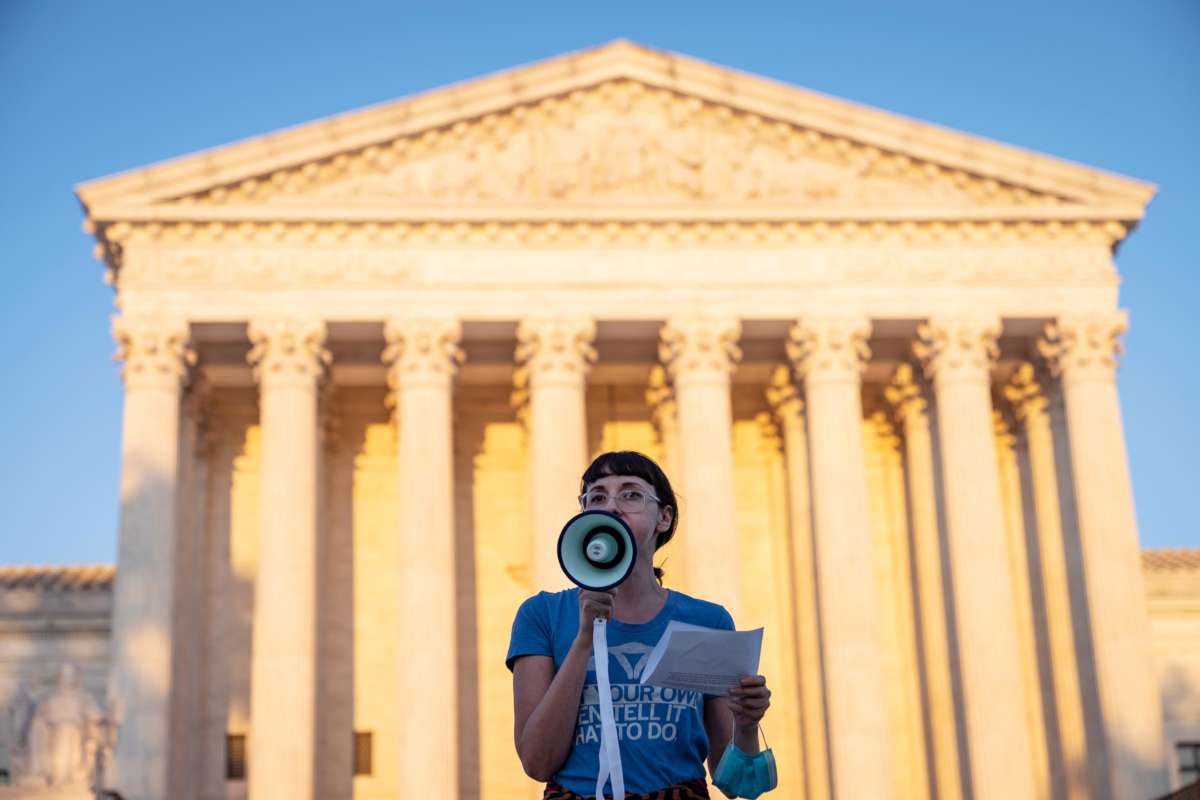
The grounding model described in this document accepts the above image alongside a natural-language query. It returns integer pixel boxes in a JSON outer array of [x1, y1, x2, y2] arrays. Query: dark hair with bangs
[[580, 451, 679, 584]]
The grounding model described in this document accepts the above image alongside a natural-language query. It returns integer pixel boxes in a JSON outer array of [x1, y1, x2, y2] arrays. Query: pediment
[[78, 41, 1154, 221], [192, 81, 1043, 210]]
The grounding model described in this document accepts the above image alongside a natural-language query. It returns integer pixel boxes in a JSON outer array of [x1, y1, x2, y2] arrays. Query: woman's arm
[[704, 695, 736, 797], [705, 695, 761, 798], [512, 590, 616, 782], [512, 642, 592, 781]]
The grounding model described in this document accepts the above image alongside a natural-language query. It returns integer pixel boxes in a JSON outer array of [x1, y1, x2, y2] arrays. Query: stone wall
[[0, 567, 112, 783]]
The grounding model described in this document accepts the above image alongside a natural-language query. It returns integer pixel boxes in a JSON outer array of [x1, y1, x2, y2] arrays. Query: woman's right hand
[[574, 589, 616, 647]]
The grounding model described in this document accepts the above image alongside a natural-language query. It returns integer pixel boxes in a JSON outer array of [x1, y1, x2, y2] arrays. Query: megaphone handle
[[593, 618, 625, 800]]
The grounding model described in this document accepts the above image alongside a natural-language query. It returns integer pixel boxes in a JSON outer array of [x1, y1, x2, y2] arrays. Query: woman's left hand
[[728, 674, 771, 730]]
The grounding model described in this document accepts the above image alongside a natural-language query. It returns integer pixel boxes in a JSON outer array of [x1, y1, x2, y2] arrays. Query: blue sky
[[0, 1, 1196, 564]]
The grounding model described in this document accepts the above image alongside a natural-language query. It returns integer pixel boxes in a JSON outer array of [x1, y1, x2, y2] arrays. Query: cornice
[[76, 41, 1154, 216], [99, 217, 1129, 249], [86, 203, 1145, 225]]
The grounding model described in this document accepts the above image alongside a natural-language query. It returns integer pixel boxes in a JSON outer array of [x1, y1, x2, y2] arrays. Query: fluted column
[[515, 317, 596, 591], [787, 316, 890, 799], [108, 315, 193, 800], [384, 318, 463, 797], [646, 365, 687, 591], [1039, 313, 1167, 797], [915, 316, 1035, 799], [1006, 363, 1090, 800], [885, 363, 961, 800], [872, 412, 929, 800], [765, 367, 828, 800], [246, 318, 329, 800], [171, 377, 212, 800], [992, 410, 1052, 800], [659, 316, 742, 617]]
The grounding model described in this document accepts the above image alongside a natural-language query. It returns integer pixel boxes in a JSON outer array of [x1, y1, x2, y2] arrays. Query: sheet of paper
[[639, 620, 763, 696]]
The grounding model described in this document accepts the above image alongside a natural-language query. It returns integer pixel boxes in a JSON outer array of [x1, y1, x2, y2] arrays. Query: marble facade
[[8, 41, 1188, 798]]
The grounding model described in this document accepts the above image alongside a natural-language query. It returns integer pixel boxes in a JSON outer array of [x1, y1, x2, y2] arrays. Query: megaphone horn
[[557, 510, 638, 591]]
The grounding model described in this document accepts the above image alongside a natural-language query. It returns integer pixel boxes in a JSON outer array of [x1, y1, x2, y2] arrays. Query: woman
[[507, 451, 772, 799]]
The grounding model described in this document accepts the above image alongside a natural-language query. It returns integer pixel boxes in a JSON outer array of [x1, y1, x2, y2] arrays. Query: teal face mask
[[713, 738, 777, 799]]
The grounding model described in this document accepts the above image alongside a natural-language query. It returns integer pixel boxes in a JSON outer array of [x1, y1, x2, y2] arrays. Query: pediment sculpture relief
[[188, 83, 1057, 208]]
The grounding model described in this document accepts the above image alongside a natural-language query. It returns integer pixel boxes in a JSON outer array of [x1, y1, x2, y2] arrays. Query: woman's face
[[581, 473, 673, 556]]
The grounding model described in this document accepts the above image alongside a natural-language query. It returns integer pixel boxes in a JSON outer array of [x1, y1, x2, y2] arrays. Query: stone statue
[[5, 665, 106, 791]]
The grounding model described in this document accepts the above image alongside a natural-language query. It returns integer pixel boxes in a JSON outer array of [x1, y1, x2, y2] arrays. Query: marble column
[[646, 365, 687, 592], [1006, 363, 1090, 800], [787, 316, 890, 799], [915, 316, 1035, 798], [659, 316, 742, 618], [765, 366, 829, 800], [108, 315, 193, 800], [170, 378, 212, 800], [1039, 313, 1167, 797], [515, 317, 596, 592], [885, 363, 962, 800], [246, 318, 329, 800], [992, 410, 1052, 800], [874, 413, 930, 800], [384, 318, 464, 797]]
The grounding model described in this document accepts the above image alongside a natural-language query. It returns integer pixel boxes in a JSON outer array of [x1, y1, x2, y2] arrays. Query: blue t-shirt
[[506, 588, 735, 796]]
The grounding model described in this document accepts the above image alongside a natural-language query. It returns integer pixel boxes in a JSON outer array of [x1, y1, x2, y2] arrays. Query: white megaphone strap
[[593, 618, 624, 800]]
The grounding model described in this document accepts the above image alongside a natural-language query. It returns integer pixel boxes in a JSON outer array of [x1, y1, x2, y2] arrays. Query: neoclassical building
[[15, 41, 1192, 799]]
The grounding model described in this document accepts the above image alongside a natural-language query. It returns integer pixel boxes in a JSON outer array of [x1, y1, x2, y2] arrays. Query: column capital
[[247, 318, 330, 389], [112, 315, 195, 391], [1003, 362, 1050, 422], [915, 314, 1000, 384], [992, 407, 1020, 450], [868, 409, 902, 450], [1037, 311, 1127, 385], [514, 317, 597, 387], [658, 316, 741, 385], [786, 315, 871, 386], [319, 383, 341, 453], [765, 364, 804, 426], [645, 365, 677, 429], [383, 317, 464, 393], [183, 373, 215, 457], [884, 362, 927, 424]]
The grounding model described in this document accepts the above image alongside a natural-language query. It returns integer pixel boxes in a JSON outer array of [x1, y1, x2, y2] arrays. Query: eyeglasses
[[579, 487, 662, 514]]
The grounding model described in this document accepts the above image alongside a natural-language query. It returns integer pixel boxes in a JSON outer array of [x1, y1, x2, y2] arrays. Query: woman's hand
[[728, 675, 771, 732], [573, 589, 615, 648]]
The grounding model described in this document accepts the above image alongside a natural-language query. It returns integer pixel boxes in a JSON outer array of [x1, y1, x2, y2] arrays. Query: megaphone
[[557, 510, 638, 591]]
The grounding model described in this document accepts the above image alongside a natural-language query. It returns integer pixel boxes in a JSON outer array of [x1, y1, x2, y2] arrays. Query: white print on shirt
[[586, 641, 654, 680], [574, 682, 703, 746]]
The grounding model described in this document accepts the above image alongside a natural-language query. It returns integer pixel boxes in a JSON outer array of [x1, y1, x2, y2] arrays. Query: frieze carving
[[914, 315, 1001, 383], [1037, 312, 1126, 384], [173, 81, 1063, 208], [659, 317, 742, 383], [786, 316, 871, 385], [111, 239, 1118, 293], [112, 315, 195, 391], [247, 318, 330, 388]]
